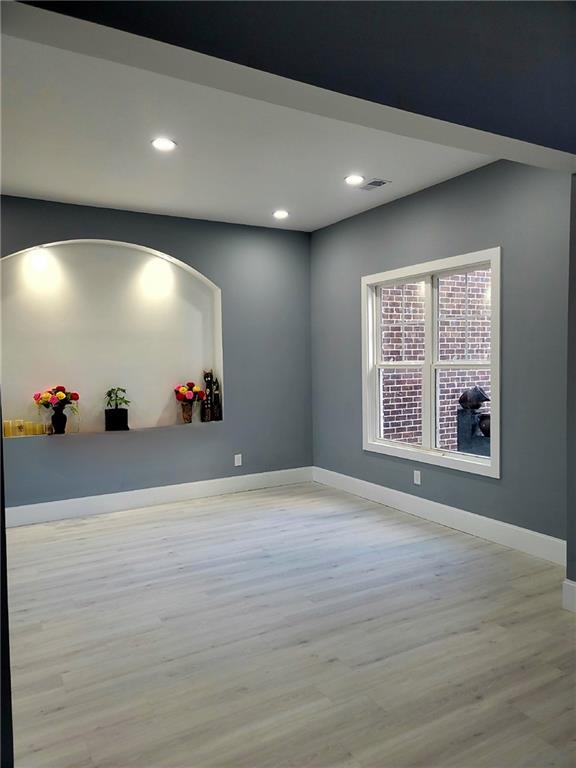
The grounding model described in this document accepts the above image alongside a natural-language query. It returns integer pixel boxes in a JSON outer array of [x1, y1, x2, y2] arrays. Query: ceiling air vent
[[358, 178, 390, 191]]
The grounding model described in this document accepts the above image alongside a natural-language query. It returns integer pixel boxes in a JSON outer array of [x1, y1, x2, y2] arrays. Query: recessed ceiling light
[[273, 209, 289, 220], [345, 174, 365, 186], [151, 137, 177, 152]]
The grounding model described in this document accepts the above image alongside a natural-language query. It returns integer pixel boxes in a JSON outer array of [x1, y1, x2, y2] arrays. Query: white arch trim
[[3, 238, 220, 291]]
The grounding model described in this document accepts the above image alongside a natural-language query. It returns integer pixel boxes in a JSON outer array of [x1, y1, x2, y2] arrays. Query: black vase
[[105, 408, 129, 431], [51, 407, 67, 435]]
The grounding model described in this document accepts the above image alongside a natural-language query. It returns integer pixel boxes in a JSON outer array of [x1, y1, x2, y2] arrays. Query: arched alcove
[[1, 240, 223, 432]]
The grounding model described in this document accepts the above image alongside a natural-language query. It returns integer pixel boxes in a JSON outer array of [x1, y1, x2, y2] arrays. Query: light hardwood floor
[[7, 483, 575, 768]]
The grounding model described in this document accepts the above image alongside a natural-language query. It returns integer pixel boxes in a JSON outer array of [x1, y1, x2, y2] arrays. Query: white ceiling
[[0, 28, 500, 232]]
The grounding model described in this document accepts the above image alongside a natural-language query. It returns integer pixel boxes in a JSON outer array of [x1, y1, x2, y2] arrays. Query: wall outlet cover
[[413, 470, 421, 486], [234, 453, 242, 467]]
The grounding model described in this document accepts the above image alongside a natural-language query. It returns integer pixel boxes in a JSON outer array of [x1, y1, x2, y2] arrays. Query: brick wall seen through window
[[379, 269, 491, 453]]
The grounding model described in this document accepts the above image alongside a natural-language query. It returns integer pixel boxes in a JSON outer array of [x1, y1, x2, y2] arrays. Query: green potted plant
[[105, 387, 130, 431]]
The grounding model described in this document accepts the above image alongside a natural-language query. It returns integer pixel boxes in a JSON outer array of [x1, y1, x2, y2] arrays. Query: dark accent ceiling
[[23, 1, 576, 154]]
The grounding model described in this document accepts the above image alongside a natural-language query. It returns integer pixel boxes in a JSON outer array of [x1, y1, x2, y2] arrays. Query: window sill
[[363, 438, 500, 478]]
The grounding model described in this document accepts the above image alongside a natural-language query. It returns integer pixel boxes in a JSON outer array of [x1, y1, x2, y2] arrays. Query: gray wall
[[3, 162, 573, 547], [567, 175, 576, 579], [1, 197, 312, 506], [311, 161, 571, 540]]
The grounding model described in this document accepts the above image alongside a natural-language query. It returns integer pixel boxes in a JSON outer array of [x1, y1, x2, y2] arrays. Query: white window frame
[[362, 247, 500, 478]]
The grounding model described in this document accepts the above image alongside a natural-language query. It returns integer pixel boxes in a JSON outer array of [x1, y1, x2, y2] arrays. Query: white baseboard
[[6, 467, 314, 527], [562, 579, 576, 612], [312, 467, 566, 566], [7, 465, 568, 573]]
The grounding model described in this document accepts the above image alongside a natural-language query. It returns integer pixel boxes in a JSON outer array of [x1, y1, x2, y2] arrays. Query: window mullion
[[433, 361, 491, 370], [464, 271, 469, 359], [373, 285, 381, 443], [431, 274, 439, 449], [422, 275, 434, 450]]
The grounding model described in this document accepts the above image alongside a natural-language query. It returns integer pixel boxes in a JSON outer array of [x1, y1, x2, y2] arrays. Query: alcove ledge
[[5, 420, 225, 441]]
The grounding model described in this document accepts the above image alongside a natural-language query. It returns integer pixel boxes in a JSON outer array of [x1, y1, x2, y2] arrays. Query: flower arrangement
[[33, 385, 80, 434], [174, 382, 205, 403], [174, 382, 205, 423], [33, 386, 80, 412]]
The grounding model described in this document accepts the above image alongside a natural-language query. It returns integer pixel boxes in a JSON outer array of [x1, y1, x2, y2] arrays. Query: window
[[362, 248, 500, 477]]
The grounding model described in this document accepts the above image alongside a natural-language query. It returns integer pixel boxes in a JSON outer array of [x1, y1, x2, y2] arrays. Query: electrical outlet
[[234, 453, 242, 467], [413, 470, 421, 486]]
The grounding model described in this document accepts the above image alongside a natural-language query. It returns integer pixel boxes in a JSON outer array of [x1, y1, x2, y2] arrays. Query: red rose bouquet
[[174, 382, 206, 403], [33, 385, 80, 435], [174, 382, 205, 423], [33, 386, 80, 413]]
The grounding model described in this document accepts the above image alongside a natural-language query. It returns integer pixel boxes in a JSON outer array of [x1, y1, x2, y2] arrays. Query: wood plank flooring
[[7, 482, 575, 767]]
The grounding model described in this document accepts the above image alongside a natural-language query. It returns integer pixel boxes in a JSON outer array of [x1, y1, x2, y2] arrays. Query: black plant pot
[[105, 408, 129, 431], [51, 407, 67, 435]]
